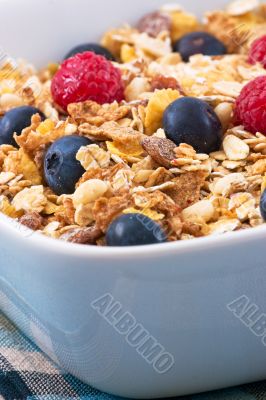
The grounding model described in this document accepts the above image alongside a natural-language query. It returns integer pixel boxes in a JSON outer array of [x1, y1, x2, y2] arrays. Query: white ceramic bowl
[[1, 0, 266, 398]]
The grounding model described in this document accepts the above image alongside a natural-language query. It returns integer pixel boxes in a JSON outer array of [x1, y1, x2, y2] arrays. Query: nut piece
[[73, 179, 109, 207], [214, 102, 233, 130], [228, 192, 254, 210], [60, 226, 102, 244], [141, 137, 176, 168], [12, 186, 47, 213], [182, 200, 215, 223], [19, 212, 43, 231], [208, 219, 241, 235], [73, 179, 110, 226], [42, 221, 60, 237], [211, 173, 247, 197], [136, 11, 172, 38], [0, 172, 16, 185], [223, 135, 250, 161], [236, 199, 256, 222], [0, 93, 23, 110], [212, 81, 244, 98], [74, 204, 95, 227], [132, 33, 172, 58], [228, 192, 257, 222], [151, 75, 181, 91], [125, 77, 151, 102]]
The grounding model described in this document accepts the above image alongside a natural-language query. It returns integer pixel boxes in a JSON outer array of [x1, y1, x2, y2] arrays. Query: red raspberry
[[248, 35, 266, 68], [51, 51, 124, 111], [234, 76, 266, 134]]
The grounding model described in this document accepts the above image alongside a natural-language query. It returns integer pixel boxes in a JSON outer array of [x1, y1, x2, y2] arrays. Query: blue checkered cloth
[[0, 311, 266, 400]]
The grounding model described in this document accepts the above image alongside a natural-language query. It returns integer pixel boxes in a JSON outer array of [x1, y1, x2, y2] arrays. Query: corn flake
[[168, 10, 199, 41], [3, 148, 42, 184], [144, 89, 180, 135], [121, 44, 138, 63], [0, 195, 23, 218], [15, 116, 73, 155]]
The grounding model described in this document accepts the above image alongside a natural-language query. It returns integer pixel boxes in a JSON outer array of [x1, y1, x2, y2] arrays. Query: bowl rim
[[0, 211, 265, 259]]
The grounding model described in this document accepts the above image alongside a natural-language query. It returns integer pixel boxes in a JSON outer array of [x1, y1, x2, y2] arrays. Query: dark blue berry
[[0, 106, 45, 147], [174, 32, 227, 62], [260, 189, 266, 221], [106, 213, 167, 246], [163, 97, 222, 154], [44, 135, 93, 195], [64, 43, 115, 61]]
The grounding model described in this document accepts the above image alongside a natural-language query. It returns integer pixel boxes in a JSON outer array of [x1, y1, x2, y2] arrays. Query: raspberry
[[234, 76, 266, 134], [248, 35, 266, 68], [51, 51, 124, 111]]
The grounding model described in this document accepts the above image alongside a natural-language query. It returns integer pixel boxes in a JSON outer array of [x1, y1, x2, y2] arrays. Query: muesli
[[1, 0, 266, 246]]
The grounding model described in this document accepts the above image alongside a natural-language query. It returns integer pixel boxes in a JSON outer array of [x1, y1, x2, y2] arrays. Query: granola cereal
[[1, 1, 266, 246]]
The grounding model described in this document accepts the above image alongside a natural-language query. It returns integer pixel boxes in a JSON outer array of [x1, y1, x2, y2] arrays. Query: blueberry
[[163, 97, 222, 154], [174, 32, 227, 62], [64, 43, 115, 61], [0, 106, 45, 147], [260, 189, 266, 221], [106, 213, 167, 246], [44, 135, 93, 195]]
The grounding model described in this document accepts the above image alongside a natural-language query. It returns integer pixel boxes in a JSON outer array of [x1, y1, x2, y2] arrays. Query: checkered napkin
[[0, 312, 266, 400]]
